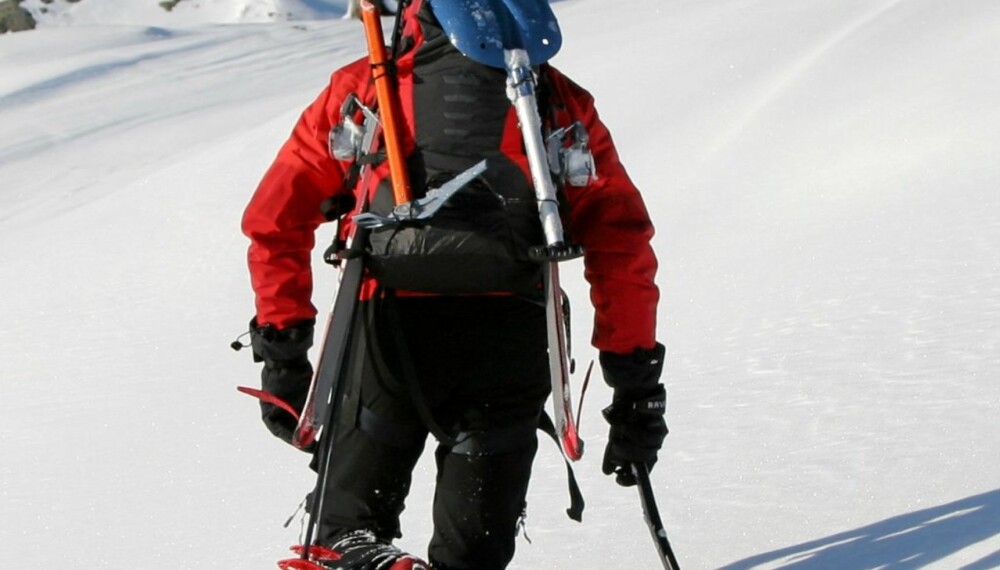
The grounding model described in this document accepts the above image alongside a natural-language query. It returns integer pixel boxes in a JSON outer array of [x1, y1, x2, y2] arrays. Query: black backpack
[[365, 25, 547, 296]]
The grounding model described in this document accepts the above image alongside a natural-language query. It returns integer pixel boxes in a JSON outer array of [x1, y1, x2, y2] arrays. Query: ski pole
[[632, 463, 682, 570]]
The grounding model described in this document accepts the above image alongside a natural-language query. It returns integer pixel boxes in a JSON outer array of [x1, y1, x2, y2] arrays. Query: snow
[[21, 0, 351, 26], [2, 0, 998, 568]]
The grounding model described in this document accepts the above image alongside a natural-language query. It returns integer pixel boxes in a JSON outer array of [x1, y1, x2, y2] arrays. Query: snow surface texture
[[2, 0, 998, 568], [21, 0, 352, 25]]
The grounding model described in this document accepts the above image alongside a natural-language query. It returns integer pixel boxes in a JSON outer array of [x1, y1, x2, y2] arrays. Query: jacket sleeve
[[550, 69, 660, 354], [241, 60, 369, 329]]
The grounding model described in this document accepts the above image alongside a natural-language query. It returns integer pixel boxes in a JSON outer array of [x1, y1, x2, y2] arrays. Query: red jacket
[[242, 10, 659, 355]]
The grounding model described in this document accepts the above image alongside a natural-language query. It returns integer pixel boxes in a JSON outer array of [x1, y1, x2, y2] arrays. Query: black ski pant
[[317, 295, 551, 570]]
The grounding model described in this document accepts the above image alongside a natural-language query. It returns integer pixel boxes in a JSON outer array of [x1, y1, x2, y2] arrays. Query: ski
[[292, 235, 367, 449], [633, 463, 682, 570], [285, 5, 405, 566], [296, 0, 416, 450], [541, 261, 582, 459], [288, 105, 378, 569], [292, 99, 379, 451], [504, 46, 585, 461]]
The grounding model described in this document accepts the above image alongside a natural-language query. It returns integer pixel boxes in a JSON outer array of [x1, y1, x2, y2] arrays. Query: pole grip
[[361, 1, 412, 205]]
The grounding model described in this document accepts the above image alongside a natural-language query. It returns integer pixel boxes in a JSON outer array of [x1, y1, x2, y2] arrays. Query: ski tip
[[292, 426, 318, 451], [237, 386, 301, 422], [563, 432, 584, 461]]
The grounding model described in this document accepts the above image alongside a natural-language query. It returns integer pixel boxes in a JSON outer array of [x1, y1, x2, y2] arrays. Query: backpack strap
[[363, 288, 461, 447], [536, 64, 572, 132]]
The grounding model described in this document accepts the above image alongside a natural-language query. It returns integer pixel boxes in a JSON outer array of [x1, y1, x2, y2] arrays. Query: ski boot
[[279, 529, 430, 570]]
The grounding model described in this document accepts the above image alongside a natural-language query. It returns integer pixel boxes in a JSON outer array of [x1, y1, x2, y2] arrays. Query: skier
[[241, 1, 666, 569]]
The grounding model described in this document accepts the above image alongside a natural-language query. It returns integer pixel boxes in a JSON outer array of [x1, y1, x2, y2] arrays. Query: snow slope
[[2, 0, 998, 568], [21, 0, 353, 26]]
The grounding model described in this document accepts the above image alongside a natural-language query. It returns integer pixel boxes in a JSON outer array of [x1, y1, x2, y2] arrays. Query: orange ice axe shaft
[[361, 1, 412, 206]]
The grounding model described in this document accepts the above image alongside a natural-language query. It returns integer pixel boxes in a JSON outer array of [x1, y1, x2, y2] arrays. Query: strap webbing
[[364, 289, 460, 447]]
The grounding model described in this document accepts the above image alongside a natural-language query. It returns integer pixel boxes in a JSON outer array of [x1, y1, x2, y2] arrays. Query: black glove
[[249, 318, 315, 447], [600, 343, 668, 487]]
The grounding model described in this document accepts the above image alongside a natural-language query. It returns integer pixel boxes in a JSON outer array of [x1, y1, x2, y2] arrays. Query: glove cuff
[[600, 342, 665, 393], [249, 318, 315, 365]]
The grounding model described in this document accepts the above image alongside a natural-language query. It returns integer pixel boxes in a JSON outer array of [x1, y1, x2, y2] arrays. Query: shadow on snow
[[720, 488, 1000, 570]]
